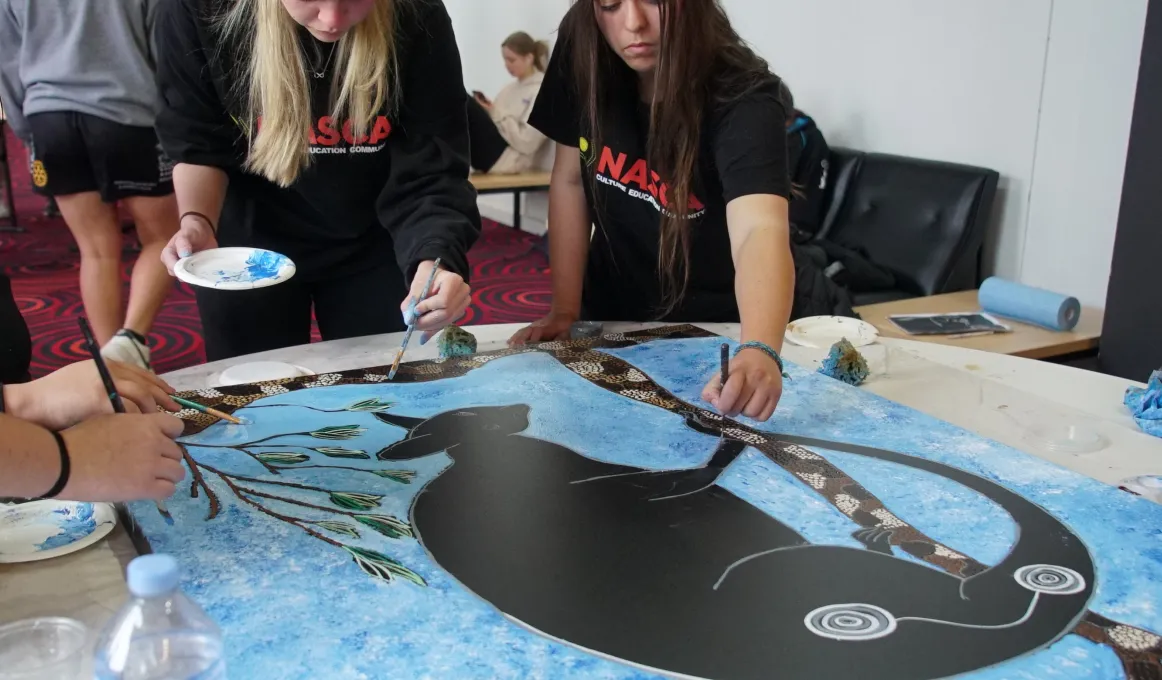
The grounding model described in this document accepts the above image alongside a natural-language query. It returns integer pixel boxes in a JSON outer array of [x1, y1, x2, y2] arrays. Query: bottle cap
[[127, 554, 181, 598]]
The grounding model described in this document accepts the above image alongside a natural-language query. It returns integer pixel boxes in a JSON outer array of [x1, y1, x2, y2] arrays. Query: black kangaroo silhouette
[[375, 405, 1095, 680]]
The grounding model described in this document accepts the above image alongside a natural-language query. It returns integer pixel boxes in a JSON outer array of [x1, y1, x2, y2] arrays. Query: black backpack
[[787, 113, 831, 242]]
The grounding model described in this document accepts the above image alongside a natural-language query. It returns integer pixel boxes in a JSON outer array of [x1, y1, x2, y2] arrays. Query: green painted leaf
[[329, 491, 383, 511], [354, 514, 414, 539], [314, 447, 370, 460], [343, 546, 426, 586], [309, 425, 366, 441], [372, 469, 417, 484], [255, 452, 310, 465], [347, 398, 395, 413], [313, 520, 360, 539]]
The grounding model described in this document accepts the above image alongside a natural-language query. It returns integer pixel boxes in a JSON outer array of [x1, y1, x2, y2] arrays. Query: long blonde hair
[[218, 0, 403, 187]]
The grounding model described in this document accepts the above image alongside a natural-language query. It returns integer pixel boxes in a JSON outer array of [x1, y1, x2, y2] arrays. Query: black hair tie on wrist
[[37, 431, 71, 500], [179, 211, 217, 234]]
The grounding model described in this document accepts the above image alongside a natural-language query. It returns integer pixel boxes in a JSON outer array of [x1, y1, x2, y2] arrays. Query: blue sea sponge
[[1124, 369, 1162, 438], [438, 325, 478, 359], [817, 338, 870, 386]]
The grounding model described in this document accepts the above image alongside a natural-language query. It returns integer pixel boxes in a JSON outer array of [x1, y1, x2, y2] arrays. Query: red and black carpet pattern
[[1, 127, 549, 378]]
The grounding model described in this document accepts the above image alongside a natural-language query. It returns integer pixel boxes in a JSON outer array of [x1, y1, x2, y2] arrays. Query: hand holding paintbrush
[[77, 318, 176, 524], [389, 258, 457, 379]]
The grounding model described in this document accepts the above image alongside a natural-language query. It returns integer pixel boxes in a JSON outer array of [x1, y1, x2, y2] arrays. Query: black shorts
[[25, 112, 174, 202]]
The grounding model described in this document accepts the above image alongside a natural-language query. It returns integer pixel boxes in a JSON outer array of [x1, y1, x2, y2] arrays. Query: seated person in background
[[0, 271, 185, 502], [778, 81, 830, 243], [467, 32, 551, 174]]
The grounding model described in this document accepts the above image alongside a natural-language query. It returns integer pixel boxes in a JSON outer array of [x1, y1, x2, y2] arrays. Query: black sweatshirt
[[153, 0, 481, 282]]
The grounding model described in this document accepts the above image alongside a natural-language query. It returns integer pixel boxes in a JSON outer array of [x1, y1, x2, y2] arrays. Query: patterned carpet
[[1, 126, 549, 378]]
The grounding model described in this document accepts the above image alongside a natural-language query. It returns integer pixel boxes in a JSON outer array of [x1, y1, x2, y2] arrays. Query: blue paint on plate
[[214, 250, 289, 285], [37, 504, 97, 551]]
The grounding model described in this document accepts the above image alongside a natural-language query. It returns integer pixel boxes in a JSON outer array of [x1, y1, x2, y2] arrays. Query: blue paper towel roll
[[978, 277, 1081, 331]]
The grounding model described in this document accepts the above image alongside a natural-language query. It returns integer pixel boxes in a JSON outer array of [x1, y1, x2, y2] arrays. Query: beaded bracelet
[[734, 341, 790, 378]]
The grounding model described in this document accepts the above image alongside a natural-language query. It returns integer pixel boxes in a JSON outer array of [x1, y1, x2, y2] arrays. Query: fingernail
[[178, 250, 191, 259]]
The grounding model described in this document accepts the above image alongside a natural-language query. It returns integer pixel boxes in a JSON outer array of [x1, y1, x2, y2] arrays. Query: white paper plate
[[218, 361, 315, 386], [174, 247, 296, 291], [0, 501, 117, 564], [785, 316, 880, 349]]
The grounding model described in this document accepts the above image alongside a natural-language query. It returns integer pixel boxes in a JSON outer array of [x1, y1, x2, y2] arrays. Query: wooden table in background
[[469, 171, 551, 232], [855, 290, 1103, 360]]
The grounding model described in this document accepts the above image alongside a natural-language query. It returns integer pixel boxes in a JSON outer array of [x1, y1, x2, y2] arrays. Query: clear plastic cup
[[0, 618, 88, 680]]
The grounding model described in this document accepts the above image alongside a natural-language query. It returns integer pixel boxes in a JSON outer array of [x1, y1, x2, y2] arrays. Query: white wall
[[726, 0, 1145, 307], [452, 1, 1148, 306], [1021, 0, 1148, 307]]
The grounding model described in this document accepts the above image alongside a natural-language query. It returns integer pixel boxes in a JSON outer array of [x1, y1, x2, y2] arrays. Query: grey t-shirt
[[0, 0, 161, 141]]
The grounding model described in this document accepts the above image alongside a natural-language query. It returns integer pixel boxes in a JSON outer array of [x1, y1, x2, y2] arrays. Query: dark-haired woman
[[508, 0, 794, 422]]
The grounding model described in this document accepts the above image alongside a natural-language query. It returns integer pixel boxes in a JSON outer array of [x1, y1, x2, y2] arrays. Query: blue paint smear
[[214, 250, 289, 284], [129, 338, 1162, 679], [37, 503, 97, 551]]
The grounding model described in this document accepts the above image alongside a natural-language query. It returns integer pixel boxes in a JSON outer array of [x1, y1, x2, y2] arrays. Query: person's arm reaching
[[700, 83, 794, 422], [0, 413, 186, 502], [508, 144, 589, 345], [161, 164, 227, 272], [380, 2, 482, 336], [153, 0, 242, 271], [0, 3, 29, 142]]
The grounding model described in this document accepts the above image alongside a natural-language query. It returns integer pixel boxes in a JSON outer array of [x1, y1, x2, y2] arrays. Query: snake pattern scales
[[174, 325, 1161, 678]]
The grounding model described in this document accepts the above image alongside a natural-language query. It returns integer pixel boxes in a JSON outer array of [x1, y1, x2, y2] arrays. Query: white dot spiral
[[1013, 564, 1086, 595], [804, 603, 898, 641]]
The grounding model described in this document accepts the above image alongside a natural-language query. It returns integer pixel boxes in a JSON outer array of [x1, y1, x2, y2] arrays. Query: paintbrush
[[388, 258, 442, 380], [719, 343, 730, 438], [78, 318, 173, 526], [173, 396, 243, 425]]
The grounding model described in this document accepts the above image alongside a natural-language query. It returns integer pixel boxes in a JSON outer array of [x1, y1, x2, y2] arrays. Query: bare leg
[[55, 192, 123, 345], [121, 194, 179, 336]]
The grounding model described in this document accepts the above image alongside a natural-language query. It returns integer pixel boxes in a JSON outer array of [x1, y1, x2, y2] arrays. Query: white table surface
[[3, 322, 1159, 648]]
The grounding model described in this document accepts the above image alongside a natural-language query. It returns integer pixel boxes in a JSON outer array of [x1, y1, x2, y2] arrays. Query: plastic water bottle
[[94, 554, 225, 679]]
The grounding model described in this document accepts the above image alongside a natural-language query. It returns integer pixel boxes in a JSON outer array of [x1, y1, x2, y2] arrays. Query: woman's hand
[[59, 414, 187, 502], [161, 215, 218, 274], [402, 260, 471, 343], [5, 360, 180, 431], [508, 310, 578, 346], [701, 347, 784, 422]]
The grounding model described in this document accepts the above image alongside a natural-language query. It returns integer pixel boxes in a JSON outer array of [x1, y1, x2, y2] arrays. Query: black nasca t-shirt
[[528, 44, 791, 322], [154, 0, 480, 284]]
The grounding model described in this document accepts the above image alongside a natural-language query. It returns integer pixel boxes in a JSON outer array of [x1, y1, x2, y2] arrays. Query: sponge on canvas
[[438, 325, 478, 359], [817, 338, 870, 386]]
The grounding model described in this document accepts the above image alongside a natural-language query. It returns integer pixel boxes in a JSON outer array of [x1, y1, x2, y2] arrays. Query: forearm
[[173, 163, 228, 230], [1, 382, 45, 426], [734, 224, 794, 352], [0, 415, 59, 499], [547, 181, 590, 318]]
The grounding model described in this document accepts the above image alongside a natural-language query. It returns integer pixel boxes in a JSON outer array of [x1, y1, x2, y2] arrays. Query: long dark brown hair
[[560, 0, 777, 314]]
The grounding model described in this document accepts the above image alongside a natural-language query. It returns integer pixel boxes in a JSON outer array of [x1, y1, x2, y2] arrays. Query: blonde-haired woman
[[468, 31, 551, 175], [154, 0, 480, 360]]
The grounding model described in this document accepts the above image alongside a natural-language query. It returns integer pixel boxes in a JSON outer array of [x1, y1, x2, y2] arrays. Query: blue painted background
[[129, 336, 1162, 679]]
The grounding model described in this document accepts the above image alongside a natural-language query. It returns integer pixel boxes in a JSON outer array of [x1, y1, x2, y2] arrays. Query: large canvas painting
[[126, 326, 1162, 679]]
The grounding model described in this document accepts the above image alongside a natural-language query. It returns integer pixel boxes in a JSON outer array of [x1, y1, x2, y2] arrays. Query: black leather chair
[[816, 148, 999, 306]]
